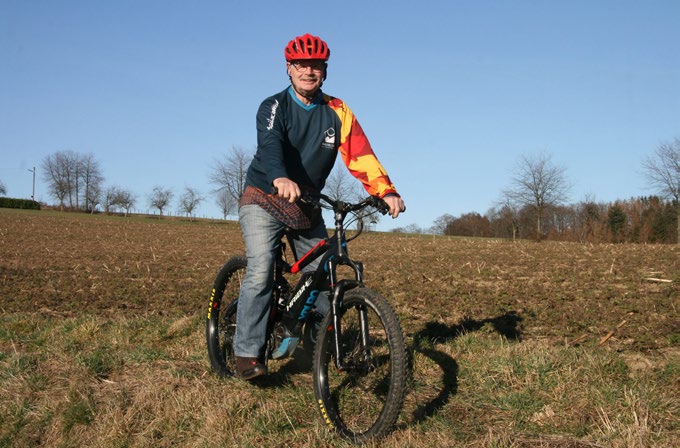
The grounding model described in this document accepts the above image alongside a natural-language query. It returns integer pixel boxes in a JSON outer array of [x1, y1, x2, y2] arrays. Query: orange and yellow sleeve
[[328, 97, 398, 198]]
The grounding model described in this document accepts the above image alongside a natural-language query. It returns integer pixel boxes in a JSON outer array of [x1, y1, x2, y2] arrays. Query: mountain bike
[[206, 192, 408, 443]]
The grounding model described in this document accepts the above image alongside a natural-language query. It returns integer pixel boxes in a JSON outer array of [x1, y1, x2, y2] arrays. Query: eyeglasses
[[290, 60, 325, 72]]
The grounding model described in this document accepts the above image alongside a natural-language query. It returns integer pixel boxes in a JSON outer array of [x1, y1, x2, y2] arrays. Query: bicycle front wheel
[[313, 287, 407, 443], [206, 256, 246, 377]]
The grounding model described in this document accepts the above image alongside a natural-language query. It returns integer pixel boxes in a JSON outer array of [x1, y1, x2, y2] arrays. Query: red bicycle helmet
[[284, 33, 330, 61]]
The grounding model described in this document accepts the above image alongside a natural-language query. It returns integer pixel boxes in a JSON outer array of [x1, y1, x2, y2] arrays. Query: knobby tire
[[206, 256, 246, 377], [312, 288, 408, 443]]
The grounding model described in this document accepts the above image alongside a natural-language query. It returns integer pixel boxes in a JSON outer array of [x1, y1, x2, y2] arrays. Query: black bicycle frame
[[275, 204, 369, 371]]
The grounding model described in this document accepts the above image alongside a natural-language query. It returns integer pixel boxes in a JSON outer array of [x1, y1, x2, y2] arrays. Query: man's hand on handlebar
[[382, 195, 405, 219], [272, 178, 301, 203]]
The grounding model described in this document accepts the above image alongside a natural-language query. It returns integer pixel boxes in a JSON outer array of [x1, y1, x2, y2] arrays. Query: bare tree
[[41, 150, 104, 211], [323, 162, 381, 230], [103, 186, 121, 213], [209, 146, 253, 209], [149, 186, 173, 216], [215, 189, 237, 219], [573, 194, 602, 243], [492, 194, 521, 240], [115, 188, 136, 217], [403, 223, 423, 234], [41, 151, 72, 210], [642, 138, 679, 243], [391, 223, 422, 234], [106, 186, 136, 216], [504, 153, 571, 241], [323, 163, 363, 202], [60, 150, 80, 208], [84, 181, 102, 214], [79, 153, 104, 212], [429, 214, 455, 235], [178, 186, 203, 220], [446, 212, 491, 237], [0, 180, 6, 196]]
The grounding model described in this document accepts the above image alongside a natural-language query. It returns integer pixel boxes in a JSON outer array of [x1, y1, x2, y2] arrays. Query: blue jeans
[[234, 204, 329, 358]]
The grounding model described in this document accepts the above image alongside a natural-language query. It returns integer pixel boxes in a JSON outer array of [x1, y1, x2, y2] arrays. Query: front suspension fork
[[330, 279, 368, 371]]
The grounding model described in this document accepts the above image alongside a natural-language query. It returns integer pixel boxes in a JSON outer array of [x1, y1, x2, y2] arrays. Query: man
[[234, 33, 405, 380]]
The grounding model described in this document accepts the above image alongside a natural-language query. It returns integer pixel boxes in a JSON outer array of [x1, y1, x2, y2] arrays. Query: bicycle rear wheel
[[206, 256, 246, 377], [313, 288, 407, 443]]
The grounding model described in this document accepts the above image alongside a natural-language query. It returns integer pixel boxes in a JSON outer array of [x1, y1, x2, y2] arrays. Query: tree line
[[35, 150, 217, 219], [396, 139, 679, 244], [418, 195, 676, 244], [14, 147, 253, 220], [25, 146, 379, 225], [3, 138, 677, 243]]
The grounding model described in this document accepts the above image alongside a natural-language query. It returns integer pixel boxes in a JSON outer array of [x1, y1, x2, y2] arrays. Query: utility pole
[[28, 167, 35, 200]]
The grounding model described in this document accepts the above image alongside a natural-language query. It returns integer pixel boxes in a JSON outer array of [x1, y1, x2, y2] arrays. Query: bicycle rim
[[313, 288, 407, 443]]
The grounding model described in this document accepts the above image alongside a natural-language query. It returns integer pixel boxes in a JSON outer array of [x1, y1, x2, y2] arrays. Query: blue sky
[[1, 0, 679, 231]]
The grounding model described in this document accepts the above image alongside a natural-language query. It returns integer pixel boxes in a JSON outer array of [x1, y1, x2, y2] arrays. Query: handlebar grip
[[374, 196, 391, 215], [271, 186, 318, 207]]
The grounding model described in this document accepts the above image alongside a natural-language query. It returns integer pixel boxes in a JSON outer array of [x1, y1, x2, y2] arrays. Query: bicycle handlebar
[[270, 187, 391, 216]]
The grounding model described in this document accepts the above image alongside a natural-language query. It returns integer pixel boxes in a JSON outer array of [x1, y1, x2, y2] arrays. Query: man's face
[[287, 59, 326, 99]]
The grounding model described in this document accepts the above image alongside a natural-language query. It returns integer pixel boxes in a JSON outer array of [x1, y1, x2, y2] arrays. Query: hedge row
[[0, 197, 41, 210]]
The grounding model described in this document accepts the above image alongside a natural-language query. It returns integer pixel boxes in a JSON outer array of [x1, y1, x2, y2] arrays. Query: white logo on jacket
[[266, 100, 279, 131], [322, 127, 336, 149]]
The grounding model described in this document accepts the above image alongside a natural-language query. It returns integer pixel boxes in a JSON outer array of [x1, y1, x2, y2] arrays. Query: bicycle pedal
[[271, 337, 300, 359]]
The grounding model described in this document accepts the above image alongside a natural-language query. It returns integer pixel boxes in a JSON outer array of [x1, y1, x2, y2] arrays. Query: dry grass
[[1, 208, 678, 447]]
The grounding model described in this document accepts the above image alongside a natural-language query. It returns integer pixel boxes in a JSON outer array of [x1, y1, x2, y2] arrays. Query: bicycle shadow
[[409, 311, 522, 423], [416, 310, 523, 344], [250, 310, 524, 413]]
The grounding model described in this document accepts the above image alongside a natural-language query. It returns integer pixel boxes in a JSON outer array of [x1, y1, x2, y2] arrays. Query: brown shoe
[[235, 356, 267, 380]]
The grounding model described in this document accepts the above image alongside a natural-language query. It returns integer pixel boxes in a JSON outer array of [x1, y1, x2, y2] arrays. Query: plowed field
[[1, 209, 676, 350]]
